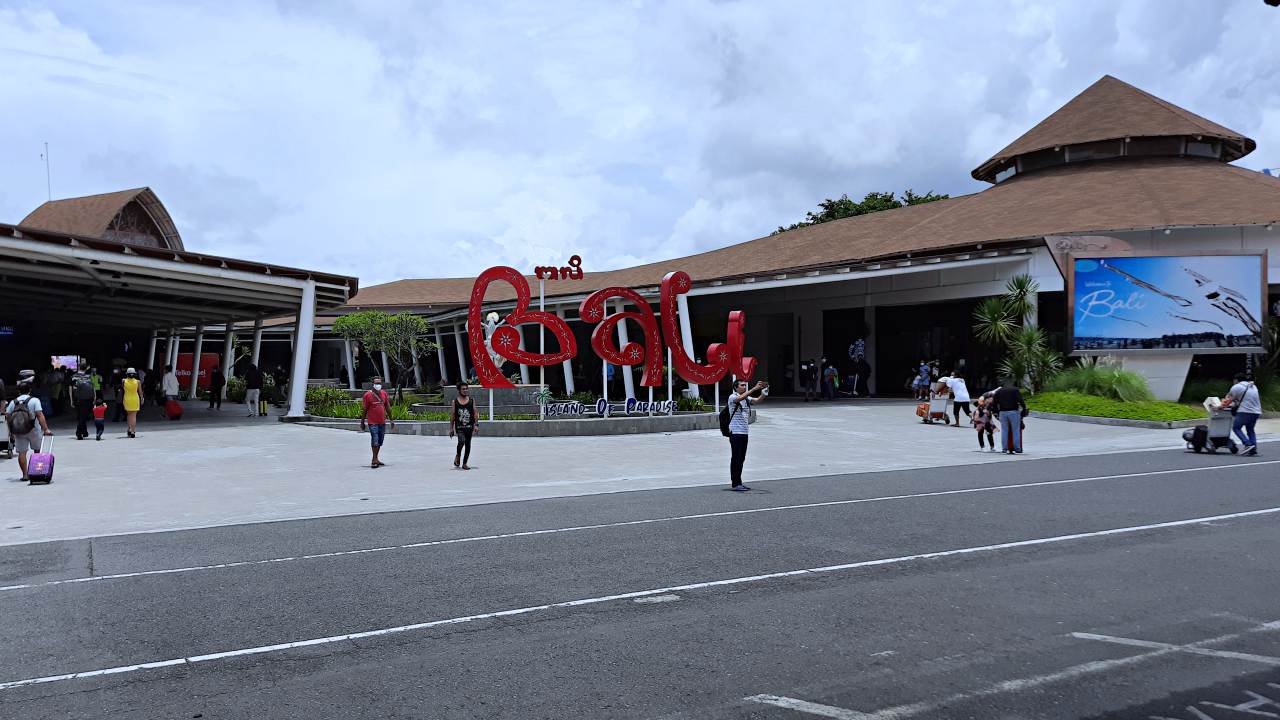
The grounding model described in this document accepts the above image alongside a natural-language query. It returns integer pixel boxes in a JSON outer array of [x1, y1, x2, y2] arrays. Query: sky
[[2, 0, 1279, 288]]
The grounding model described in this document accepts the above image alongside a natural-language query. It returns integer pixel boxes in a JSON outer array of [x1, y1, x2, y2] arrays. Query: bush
[[1045, 363, 1154, 402], [1181, 377, 1280, 412], [306, 386, 350, 408], [676, 395, 708, 411], [226, 376, 246, 402], [1028, 392, 1201, 422]]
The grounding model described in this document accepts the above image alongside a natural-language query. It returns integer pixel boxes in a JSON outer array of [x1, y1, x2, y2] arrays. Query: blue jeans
[[368, 423, 386, 448], [999, 410, 1023, 452], [1233, 412, 1260, 449]]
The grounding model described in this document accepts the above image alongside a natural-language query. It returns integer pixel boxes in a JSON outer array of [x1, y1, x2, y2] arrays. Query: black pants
[[209, 390, 222, 409], [111, 399, 125, 422], [75, 399, 93, 438], [953, 400, 971, 425], [977, 426, 994, 448], [455, 427, 474, 465], [729, 433, 749, 487]]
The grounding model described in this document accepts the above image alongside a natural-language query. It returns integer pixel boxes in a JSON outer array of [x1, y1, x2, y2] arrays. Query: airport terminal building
[[7, 76, 1279, 403]]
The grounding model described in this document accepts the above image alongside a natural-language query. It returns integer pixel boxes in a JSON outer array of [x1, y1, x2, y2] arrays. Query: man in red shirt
[[359, 376, 395, 468]]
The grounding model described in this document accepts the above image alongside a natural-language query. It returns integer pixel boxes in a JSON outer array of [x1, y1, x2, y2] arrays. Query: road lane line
[[5, 459, 1276, 593], [1, 505, 1277, 693], [745, 694, 871, 718], [750, 621, 1280, 719], [1072, 632, 1280, 666]]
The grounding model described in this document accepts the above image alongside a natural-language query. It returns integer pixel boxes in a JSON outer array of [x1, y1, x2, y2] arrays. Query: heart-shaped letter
[[659, 271, 732, 385], [580, 287, 664, 387], [468, 266, 577, 388]]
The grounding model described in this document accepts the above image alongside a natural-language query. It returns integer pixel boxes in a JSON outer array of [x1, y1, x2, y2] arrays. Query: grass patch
[[308, 401, 537, 421], [1028, 391, 1202, 422]]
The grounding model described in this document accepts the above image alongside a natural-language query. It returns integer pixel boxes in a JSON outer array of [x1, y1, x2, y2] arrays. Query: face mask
[[373, 384, 382, 391]]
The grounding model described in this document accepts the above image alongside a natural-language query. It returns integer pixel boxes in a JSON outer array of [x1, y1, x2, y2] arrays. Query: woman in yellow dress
[[122, 367, 143, 438]]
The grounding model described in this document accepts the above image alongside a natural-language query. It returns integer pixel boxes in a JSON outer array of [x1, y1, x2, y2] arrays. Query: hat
[[17, 369, 35, 383], [126, 367, 137, 375]]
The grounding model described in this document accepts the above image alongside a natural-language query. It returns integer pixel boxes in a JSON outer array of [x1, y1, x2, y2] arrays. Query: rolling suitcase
[[165, 399, 184, 421], [28, 436, 54, 485]]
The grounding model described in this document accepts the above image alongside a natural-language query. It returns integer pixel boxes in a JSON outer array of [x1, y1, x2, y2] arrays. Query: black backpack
[[8, 397, 35, 435], [74, 377, 95, 402], [719, 400, 741, 437]]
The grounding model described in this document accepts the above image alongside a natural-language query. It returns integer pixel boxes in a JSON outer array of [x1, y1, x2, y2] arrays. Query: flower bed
[[1027, 391, 1202, 423]]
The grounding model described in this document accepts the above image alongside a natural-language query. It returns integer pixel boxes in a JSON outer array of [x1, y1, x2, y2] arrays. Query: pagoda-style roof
[[971, 75, 1255, 183], [20, 187, 184, 251]]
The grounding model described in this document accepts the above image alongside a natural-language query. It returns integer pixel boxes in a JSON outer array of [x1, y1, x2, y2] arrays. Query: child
[[973, 394, 996, 451], [92, 400, 107, 441]]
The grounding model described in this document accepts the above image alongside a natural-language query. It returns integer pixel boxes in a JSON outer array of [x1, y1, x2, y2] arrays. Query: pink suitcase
[[28, 436, 54, 485]]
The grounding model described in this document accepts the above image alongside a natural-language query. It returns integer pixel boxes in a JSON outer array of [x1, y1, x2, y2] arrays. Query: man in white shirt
[[944, 370, 972, 427], [1226, 372, 1263, 456], [162, 364, 180, 400], [5, 370, 53, 481]]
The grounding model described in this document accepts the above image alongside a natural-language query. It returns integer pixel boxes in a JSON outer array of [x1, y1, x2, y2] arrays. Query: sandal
[[453, 456, 460, 468]]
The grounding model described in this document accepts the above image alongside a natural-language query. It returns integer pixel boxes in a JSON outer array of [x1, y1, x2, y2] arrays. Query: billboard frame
[[1066, 249, 1269, 356]]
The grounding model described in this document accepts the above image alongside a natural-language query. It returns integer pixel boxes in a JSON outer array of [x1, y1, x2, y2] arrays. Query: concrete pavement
[[3, 400, 1276, 545], [0, 448, 1276, 718]]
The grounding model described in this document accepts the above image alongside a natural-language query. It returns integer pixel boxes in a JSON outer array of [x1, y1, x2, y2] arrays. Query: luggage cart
[[923, 393, 950, 424], [1183, 408, 1238, 454]]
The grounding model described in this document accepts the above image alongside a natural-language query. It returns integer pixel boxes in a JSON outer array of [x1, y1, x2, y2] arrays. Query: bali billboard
[[1069, 252, 1267, 353]]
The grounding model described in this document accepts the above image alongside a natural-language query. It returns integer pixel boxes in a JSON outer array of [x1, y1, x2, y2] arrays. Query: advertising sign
[[176, 352, 221, 389], [1069, 252, 1266, 354]]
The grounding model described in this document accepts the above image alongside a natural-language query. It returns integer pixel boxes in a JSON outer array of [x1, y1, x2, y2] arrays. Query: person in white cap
[[122, 368, 143, 438], [5, 370, 53, 480]]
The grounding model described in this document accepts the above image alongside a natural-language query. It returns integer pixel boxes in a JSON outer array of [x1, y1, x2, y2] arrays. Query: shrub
[[226, 376, 246, 402], [306, 386, 350, 408], [676, 395, 708, 411], [1045, 362, 1154, 402], [1028, 392, 1201, 422]]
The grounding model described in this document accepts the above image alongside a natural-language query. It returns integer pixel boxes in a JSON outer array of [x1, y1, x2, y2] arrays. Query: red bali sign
[[467, 259, 755, 389]]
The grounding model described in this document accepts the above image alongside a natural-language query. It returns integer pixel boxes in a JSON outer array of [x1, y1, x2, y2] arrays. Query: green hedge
[[1028, 392, 1202, 422], [1181, 377, 1280, 412]]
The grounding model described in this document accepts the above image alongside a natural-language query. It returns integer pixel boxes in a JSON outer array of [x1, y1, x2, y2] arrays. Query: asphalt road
[[0, 444, 1277, 719]]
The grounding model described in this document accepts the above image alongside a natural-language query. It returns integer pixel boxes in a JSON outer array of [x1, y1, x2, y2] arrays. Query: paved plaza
[[4, 400, 1275, 545]]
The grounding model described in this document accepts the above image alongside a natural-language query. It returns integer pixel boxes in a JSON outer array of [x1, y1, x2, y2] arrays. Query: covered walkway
[[0, 223, 356, 416]]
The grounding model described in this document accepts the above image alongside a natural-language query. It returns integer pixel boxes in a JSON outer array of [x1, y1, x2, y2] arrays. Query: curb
[[298, 411, 732, 437], [1028, 410, 1202, 430]]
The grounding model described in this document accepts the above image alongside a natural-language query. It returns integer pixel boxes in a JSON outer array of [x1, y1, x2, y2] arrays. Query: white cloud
[[1, 0, 1278, 286]]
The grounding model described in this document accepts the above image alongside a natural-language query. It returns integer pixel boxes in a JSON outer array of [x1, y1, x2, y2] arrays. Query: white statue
[[482, 311, 504, 368]]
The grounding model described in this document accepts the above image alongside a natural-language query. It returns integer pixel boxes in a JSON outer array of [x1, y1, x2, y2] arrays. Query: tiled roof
[[972, 75, 1254, 182], [347, 157, 1280, 310], [20, 187, 184, 250]]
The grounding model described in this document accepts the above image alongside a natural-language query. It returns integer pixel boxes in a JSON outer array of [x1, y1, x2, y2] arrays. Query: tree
[[332, 311, 437, 401], [774, 189, 949, 234], [973, 274, 1063, 391]]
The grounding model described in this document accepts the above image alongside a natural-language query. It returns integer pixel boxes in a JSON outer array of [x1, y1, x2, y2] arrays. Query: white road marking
[[745, 694, 871, 718], [1072, 632, 1280, 666], [1, 505, 1277, 693], [633, 594, 681, 604], [5, 459, 1276, 593], [749, 620, 1280, 719]]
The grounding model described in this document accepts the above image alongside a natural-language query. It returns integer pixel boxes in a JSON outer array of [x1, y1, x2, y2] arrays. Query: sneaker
[[730, 485, 751, 492], [1244, 446, 1258, 456]]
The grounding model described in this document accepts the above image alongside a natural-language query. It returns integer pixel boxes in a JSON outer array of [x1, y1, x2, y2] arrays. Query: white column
[[1025, 291, 1039, 327], [189, 324, 205, 399], [516, 328, 530, 385], [556, 308, 574, 394], [343, 339, 357, 390], [615, 301, 635, 399], [677, 293, 699, 398], [411, 339, 424, 387], [380, 351, 392, 382], [434, 326, 449, 384], [168, 332, 181, 368], [286, 281, 317, 417], [453, 324, 468, 381], [221, 320, 235, 397], [251, 317, 264, 365], [146, 331, 159, 374]]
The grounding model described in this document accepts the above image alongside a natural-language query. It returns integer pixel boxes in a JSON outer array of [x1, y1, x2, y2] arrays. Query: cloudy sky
[[2, 0, 1279, 287]]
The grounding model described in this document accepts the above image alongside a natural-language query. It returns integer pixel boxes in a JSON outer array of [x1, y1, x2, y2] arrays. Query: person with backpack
[[1225, 372, 1262, 456], [5, 370, 53, 481], [359, 376, 395, 468], [72, 371, 96, 440], [724, 378, 767, 491]]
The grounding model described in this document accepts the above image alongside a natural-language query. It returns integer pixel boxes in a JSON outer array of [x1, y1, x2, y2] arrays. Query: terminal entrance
[[875, 299, 1003, 395]]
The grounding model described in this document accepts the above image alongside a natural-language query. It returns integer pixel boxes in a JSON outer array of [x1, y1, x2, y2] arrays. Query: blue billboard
[[1071, 254, 1265, 353]]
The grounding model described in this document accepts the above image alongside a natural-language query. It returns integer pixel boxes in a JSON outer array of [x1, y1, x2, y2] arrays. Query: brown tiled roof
[[972, 75, 1254, 182], [347, 157, 1280, 311], [20, 187, 184, 250]]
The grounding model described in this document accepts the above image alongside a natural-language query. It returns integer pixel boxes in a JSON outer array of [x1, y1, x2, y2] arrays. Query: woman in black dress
[[449, 382, 479, 469]]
